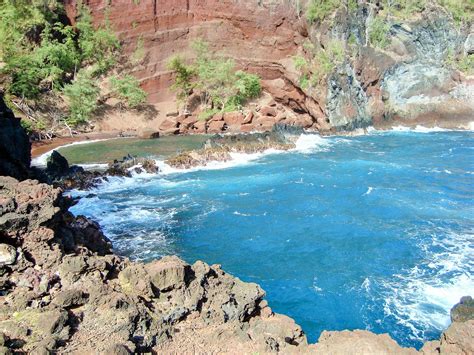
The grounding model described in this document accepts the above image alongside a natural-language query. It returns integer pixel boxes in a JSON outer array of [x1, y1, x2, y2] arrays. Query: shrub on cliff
[[293, 40, 345, 90], [167, 56, 196, 106], [168, 39, 261, 114], [306, 0, 341, 23], [368, 17, 391, 49], [438, 0, 474, 25], [110, 75, 147, 108], [63, 71, 100, 126]]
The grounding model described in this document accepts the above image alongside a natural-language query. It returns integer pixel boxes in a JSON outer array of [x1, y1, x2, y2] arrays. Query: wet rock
[[46, 151, 70, 178], [107, 155, 159, 177], [451, 296, 474, 323], [0, 244, 16, 266]]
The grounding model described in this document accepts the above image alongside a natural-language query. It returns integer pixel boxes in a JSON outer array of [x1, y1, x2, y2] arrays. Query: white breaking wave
[[380, 230, 474, 340], [293, 134, 331, 153], [155, 134, 332, 176]]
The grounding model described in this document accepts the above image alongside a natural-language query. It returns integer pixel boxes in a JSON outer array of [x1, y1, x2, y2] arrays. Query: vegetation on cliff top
[[167, 39, 261, 119], [0, 1, 146, 133]]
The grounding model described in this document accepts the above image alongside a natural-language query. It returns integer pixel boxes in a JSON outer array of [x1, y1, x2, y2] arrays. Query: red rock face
[[64, 0, 305, 103]]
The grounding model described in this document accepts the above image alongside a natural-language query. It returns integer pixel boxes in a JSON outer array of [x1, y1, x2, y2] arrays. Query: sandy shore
[[31, 131, 122, 158]]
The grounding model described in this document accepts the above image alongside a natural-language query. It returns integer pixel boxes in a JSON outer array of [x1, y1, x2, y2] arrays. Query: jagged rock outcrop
[[43, 151, 160, 190], [0, 95, 31, 180], [0, 177, 307, 353]]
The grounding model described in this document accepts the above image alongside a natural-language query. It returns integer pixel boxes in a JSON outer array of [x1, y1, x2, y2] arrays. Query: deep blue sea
[[70, 130, 474, 349]]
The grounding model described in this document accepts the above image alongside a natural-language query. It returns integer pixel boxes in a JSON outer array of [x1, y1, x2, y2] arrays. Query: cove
[[70, 130, 474, 349]]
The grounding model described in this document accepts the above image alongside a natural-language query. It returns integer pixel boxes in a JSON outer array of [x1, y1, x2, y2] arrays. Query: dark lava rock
[[0, 95, 31, 180], [46, 150, 71, 179]]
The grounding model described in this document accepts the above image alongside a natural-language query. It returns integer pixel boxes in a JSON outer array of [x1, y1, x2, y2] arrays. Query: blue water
[[71, 130, 474, 349]]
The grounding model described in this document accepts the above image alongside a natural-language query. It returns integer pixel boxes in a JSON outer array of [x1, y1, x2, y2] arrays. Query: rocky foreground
[[0, 176, 473, 354]]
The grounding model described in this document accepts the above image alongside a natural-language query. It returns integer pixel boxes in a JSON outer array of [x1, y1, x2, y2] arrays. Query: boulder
[[145, 256, 188, 292], [158, 118, 179, 135], [207, 120, 226, 133], [209, 113, 223, 122], [38, 309, 69, 336], [255, 115, 276, 131], [46, 151, 70, 179], [243, 111, 254, 124], [192, 120, 206, 133], [52, 289, 88, 308], [0, 244, 16, 266], [438, 320, 474, 354], [259, 106, 277, 117], [138, 129, 160, 139], [240, 124, 255, 132], [223, 112, 244, 125], [118, 264, 154, 298]]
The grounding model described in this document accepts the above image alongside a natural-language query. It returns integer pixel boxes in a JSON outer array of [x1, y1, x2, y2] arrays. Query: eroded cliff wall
[[63, 1, 473, 133]]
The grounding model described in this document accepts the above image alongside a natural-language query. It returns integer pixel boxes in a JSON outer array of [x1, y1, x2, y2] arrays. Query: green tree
[[75, 4, 120, 75], [63, 71, 100, 125], [4, 54, 44, 98], [168, 39, 262, 114], [166, 56, 195, 103], [110, 75, 147, 107]]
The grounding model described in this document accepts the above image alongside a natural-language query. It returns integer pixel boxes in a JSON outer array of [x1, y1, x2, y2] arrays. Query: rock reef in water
[[43, 151, 160, 190], [165, 125, 300, 169], [0, 176, 473, 353]]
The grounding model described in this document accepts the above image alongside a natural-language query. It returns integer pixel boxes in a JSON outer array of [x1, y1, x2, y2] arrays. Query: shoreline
[[31, 124, 474, 169], [31, 131, 122, 158]]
